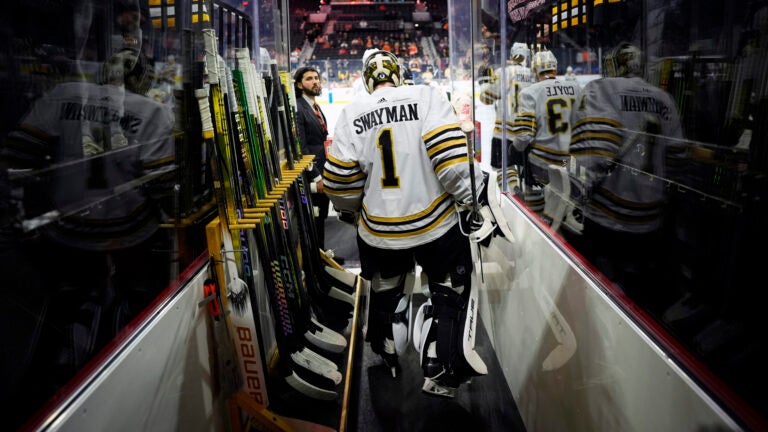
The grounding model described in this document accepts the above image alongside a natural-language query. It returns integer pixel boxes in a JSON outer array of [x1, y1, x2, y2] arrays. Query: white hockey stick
[[532, 284, 577, 371]]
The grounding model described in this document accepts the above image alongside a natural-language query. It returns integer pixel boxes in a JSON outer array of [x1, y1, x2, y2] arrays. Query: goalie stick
[[459, 121, 489, 376]]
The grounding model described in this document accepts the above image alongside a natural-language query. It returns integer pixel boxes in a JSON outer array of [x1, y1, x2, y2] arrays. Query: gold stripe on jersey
[[512, 113, 536, 132], [571, 130, 623, 146], [359, 194, 456, 239], [479, 90, 498, 105], [424, 124, 468, 178], [426, 137, 465, 158], [325, 189, 364, 198], [360, 207, 456, 239], [323, 153, 366, 204], [434, 154, 468, 174], [322, 170, 366, 184], [326, 154, 358, 168], [323, 154, 366, 183], [590, 189, 665, 225], [530, 144, 569, 166], [571, 116, 624, 158], [423, 123, 461, 142], [569, 147, 615, 159], [573, 117, 622, 129], [363, 192, 451, 224]]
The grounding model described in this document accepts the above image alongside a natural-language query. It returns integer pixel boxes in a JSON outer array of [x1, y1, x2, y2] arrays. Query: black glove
[[459, 206, 495, 248], [336, 208, 359, 226]]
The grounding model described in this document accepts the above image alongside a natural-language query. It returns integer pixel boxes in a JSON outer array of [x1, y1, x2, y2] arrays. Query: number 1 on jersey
[[377, 128, 400, 188]]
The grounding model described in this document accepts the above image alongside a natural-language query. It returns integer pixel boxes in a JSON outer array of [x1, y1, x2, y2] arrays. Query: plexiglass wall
[[459, 0, 767, 426], [0, 1, 257, 429]]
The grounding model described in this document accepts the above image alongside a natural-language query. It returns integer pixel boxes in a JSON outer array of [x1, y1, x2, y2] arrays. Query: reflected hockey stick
[[544, 165, 573, 232], [484, 167, 517, 243], [532, 284, 577, 371]]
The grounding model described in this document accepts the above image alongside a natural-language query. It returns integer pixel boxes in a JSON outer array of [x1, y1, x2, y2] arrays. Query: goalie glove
[[458, 170, 496, 246], [468, 206, 496, 247], [458, 205, 496, 247]]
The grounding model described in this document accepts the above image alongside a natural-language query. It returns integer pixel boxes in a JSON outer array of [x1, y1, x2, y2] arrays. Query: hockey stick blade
[[284, 372, 338, 401], [322, 265, 357, 305], [305, 317, 348, 353], [533, 285, 577, 371], [484, 168, 517, 243], [290, 347, 343, 388]]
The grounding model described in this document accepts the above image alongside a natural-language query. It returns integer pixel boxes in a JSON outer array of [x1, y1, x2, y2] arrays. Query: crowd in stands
[[290, 1, 458, 87]]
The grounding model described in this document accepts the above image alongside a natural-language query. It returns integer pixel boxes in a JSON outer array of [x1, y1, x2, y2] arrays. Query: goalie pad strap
[[427, 283, 466, 371], [365, 277, 410, 356], [370, 309, 408, 325]]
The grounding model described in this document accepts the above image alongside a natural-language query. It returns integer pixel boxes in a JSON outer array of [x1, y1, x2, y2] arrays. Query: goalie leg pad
[[366, 273, 409, 375], [415, 281, 486, 392]]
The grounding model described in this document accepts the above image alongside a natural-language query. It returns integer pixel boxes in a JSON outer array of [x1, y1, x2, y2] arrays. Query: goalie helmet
[[124, 52, 155, 95], [604, 42, 643, 78], [100, 48, 140, 87], [510, 42, 530, 64], [362, 48, 379, 65], [363, 50, 401, 94], [531, 50, 558, 76]]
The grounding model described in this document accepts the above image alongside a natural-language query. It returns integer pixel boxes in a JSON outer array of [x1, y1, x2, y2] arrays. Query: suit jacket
[[295, 96, 328, 179]]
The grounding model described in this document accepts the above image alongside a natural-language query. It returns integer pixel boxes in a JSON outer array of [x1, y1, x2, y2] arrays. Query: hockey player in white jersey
[[568, 42, 684, 301], [323, 50, 489, 397], [511, 49, 581, 224], [479, 42, 535, 191], [1, 51, 175, 383], [564, 66, 578, 83]]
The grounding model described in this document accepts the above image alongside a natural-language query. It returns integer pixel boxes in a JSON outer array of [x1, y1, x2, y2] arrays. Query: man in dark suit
[[294, 66, 331, 249]]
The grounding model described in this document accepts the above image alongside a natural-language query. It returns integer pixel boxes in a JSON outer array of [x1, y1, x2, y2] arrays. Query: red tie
[[313, 102, 327, 135]]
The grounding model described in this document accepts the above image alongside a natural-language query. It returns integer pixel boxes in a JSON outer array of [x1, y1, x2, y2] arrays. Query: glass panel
[[480, 0, 766, 423], [0, 1, 241, 428]]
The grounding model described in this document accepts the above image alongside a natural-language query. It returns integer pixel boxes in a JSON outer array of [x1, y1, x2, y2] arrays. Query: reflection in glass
[[481, 0, 767, 423]]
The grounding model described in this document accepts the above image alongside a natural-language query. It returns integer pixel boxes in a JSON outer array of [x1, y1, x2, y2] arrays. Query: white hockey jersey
[[479, 64, 535, 143], [4, 81, 176, 250], [512, 77, 581, 184], [570, 76, 684, 233], [323, 84, 484, 249]]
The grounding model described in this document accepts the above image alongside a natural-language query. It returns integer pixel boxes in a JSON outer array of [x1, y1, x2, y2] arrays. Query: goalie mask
[[363, 50, 401, 94], [604, 42, 643, 78]]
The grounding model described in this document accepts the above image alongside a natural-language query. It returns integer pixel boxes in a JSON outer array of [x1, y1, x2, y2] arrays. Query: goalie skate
[[422, 377, 458, 398]]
